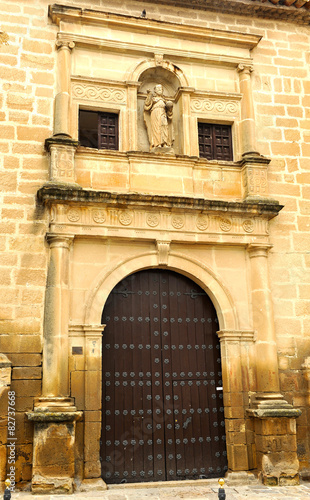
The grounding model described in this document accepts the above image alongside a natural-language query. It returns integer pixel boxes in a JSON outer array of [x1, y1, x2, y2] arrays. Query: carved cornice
[[49, 5, 261, 49], [38, 184, 283, 220]]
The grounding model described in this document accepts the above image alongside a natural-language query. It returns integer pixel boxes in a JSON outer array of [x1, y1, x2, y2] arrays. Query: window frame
[[78, 107, 120, 151], [198, 121, 234, 162]]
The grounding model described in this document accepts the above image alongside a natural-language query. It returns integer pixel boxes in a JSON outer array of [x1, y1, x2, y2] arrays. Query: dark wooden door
[[101, 270, 227, 484]]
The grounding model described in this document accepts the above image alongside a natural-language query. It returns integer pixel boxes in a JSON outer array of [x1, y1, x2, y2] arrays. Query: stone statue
[[144, 84, 174, 151]]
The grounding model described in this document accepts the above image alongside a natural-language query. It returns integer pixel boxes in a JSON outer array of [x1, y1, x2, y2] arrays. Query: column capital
[[237, 63, 254, 75], [56, 40, 75, 51], [247, 244, 272, 259], [46, 233, 74, 249]]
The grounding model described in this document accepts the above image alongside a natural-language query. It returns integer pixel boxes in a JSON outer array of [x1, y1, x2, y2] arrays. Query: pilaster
[[126, 81, 141, 151], [217, 330, 255, 472], [237, 64, 259, 158], [41, 234, 74, 403], [54, 40, 75, 137]]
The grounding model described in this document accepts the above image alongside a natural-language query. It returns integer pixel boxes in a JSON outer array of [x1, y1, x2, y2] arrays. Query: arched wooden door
[[101, 269, 227, 484]]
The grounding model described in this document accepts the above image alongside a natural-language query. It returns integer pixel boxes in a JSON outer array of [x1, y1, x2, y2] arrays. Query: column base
[[27, 406, 82, 494], [33, 396, 77, 412]]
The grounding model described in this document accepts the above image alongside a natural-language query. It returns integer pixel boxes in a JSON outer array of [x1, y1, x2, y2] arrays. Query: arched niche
[[136, 62, 187, 153]]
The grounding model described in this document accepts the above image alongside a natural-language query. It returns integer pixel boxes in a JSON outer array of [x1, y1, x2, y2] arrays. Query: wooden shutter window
[[79, 110, 119, 150], [198, 122, 233, 161], [98, 112, 119, 150]]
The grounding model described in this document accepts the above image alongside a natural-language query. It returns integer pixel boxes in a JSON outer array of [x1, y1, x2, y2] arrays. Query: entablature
[[49, 5, 261, 51], [37, 184, 283, 246]]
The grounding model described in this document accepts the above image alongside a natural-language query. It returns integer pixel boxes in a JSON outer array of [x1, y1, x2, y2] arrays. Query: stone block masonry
[[0, 0, 310, 489]]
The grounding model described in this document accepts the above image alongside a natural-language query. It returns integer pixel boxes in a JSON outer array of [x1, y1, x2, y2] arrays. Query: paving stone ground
[[10, 480, 310, 500]]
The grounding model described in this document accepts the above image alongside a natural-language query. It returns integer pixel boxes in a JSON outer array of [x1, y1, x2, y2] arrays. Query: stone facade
[[0, 0, 310, 492]]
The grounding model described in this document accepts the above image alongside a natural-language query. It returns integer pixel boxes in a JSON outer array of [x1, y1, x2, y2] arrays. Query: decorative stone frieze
[[191, 98, 239, 115], [72, 81, 126, 104], [37, 186, 282, 247]]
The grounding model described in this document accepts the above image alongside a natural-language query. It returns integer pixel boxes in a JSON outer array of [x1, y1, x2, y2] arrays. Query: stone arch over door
[[82, 251, 246, 481], [84, 252, 239, 330]]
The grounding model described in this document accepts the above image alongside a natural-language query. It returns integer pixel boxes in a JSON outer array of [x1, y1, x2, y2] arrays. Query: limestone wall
[[0, 0, 310, 486]]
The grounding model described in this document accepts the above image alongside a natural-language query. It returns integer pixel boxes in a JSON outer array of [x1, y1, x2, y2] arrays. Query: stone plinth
[[27, 410, 82, 494], [248, 405, 302, 486]]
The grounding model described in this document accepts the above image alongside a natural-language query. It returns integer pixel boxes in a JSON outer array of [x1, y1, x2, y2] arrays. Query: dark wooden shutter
[[98, 112, 119, 150], [198, 123, 232, 161]]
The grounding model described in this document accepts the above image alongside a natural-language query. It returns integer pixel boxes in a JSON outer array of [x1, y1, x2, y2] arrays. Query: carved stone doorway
[[100, 269, 227, 483]]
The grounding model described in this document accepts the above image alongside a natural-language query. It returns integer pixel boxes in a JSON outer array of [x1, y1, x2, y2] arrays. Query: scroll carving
[[72, 83, 126, 103], [191, 99, 239, 115]]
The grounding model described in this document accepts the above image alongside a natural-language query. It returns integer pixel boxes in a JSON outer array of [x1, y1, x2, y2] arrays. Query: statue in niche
[[144, 84, 174, 152]]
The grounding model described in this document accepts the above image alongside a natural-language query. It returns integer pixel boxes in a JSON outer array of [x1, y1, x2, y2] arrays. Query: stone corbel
[[156, 240, 170, 266]]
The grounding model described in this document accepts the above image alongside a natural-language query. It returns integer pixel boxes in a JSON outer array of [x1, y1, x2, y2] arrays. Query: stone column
[[54, 40, 75, 137], [238, 64, 259, 158], [40, 233, 74, 407], [247, 245, 281, 400], [28, 234, 82, 493]]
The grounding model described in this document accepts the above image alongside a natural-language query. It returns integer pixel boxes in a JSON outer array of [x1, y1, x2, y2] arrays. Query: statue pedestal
[[247, 401, 301, 486], [151, 146, 175, 155]]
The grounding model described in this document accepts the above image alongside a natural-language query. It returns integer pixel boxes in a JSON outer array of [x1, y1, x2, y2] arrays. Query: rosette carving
[[92, 210, 106, 224], [119, 211, 133, 226], [196, 215, 209, 231], [219, 217, 232, 232], [146, 213, 160, 227], [171, 215, 185, 229], [67, 208, 80, 222]]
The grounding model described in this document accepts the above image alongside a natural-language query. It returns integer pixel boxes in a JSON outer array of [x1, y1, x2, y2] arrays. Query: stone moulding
[[37, 184, 283, 217], [49, 5, 262, 49], [27, 411, 83, 422], [248, 408, 302, 418], [37, 185, 282, 244]]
